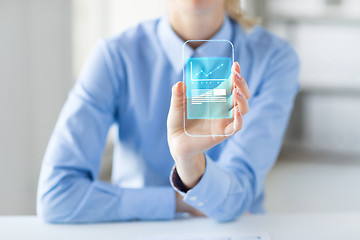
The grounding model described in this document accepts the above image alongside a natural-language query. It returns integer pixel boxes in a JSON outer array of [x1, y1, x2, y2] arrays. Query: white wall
[[0, 0, 73, 214]]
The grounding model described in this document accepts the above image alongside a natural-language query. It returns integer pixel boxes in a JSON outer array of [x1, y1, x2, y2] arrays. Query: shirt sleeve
[[170, 42, 300, 222], [37, 40, 175, 223]]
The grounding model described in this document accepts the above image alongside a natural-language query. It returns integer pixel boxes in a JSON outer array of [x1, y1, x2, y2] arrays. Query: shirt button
[[189, 196, 197, 201], [197, 201, 205, 207]]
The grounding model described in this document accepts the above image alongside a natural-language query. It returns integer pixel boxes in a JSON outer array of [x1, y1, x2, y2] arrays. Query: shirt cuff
[[119, 186, 175, 221], [170, 167, 191, 193], [169, 154, 231, 213]]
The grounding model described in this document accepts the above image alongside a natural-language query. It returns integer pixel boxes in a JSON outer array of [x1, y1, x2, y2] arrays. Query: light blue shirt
[[37, 15, 299, 223]]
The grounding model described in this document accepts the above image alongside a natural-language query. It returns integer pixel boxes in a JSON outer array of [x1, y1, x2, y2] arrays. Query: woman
[[37, 0, 299, 223]]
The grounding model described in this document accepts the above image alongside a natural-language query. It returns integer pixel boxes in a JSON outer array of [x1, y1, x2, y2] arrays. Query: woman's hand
[[175, 192, 206, 217], [167, 62, 251, 189]]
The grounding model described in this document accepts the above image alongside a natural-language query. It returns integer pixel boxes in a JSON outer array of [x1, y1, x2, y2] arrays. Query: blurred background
[[0, 0, 359, 215]]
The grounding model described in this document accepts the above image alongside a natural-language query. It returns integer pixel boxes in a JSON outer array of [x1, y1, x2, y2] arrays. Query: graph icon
[[191, 62, 225, 81], [188, 57, 231, 83]]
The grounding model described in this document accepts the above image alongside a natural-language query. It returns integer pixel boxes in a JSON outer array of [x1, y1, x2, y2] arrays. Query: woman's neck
[[168, 1, 225, 49]]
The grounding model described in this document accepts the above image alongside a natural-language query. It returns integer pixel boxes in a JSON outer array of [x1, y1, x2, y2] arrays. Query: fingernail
[[236, 88, 243, 97], [236, 106, 242, 117], [234, 71, 242, 81], [235, 62, 240, 73], [232, 62, 237, 71]]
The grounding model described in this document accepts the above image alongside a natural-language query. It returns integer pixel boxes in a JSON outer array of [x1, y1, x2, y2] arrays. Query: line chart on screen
[[190, 62, 227, 81]]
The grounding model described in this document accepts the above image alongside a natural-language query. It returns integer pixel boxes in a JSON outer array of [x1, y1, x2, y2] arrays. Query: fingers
[[224, 105, 243, 135], [231, 62, 251, 99], [234, 105, 243, 132], [190, 209, 207, 217], [225, 90, 246, 136], [224, 62, 249, 136], [232, 87, 249, 115]]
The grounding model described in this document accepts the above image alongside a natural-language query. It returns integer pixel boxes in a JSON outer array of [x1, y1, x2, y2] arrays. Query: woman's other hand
[[175, 192, 206, 217]]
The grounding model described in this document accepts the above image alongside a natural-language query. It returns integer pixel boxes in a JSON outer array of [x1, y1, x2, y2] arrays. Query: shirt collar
[[157, 14, 234, 74]]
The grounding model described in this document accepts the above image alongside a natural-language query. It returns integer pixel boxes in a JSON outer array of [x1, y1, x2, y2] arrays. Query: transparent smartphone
[[182, 40, 235, 137]]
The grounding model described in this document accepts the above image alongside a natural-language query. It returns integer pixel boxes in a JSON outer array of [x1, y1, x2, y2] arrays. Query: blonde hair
[[225, 0, 258, 29]]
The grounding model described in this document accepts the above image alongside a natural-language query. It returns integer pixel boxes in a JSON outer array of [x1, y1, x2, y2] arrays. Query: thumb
[[170, 81, 185, 110], [167, 81, 186, 131]]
